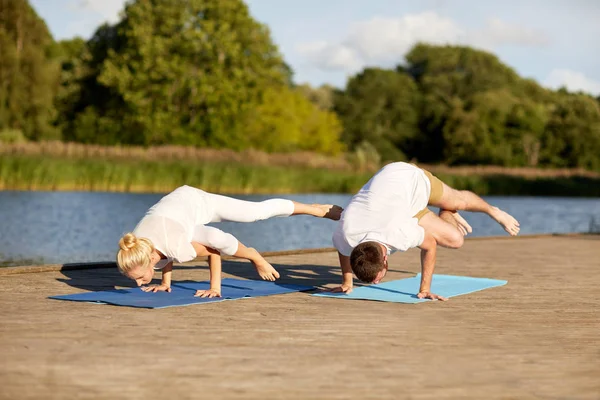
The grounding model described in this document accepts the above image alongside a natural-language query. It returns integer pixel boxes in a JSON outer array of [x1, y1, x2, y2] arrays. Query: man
[[331, 162, 520, 300]]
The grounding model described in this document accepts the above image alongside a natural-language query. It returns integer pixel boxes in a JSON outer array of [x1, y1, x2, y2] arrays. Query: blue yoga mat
[[313, 274, 507, 303], [50, 278, 313, 309]]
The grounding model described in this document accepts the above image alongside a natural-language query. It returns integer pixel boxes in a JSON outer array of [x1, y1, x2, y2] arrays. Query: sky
[[30, 0, 600, 95]]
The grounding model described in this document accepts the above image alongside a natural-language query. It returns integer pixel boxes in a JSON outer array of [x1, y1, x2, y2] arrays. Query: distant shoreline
[[2, 156, 600, 197], [1, 142, 600, 196]]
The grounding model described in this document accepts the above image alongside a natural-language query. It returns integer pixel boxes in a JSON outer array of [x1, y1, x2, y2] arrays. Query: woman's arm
[[161, 261, 173, 289], [143, 261, 173, 293], [192, 238, 279, 281], [194, 253, 222, 298], [191, 242, 223, 298]]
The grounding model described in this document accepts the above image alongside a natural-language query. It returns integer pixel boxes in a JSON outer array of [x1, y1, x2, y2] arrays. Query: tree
[[402, 44, 522, 162], [243, 86, 343, 154], [334, 68, 420, 161], [442, 89, 548, 166], [540, 93, 600, 170], [296, 83, 335, 110], [96, 0, 290, 147], [54, 37, 87, 133], [59, 24, 133, 144], [0, 0, 60, 140]]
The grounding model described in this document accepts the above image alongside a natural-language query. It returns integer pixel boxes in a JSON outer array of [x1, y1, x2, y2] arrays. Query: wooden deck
[[1, 235, 599, 399]]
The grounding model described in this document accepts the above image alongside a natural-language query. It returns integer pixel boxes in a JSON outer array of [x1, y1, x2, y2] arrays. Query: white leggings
[[192, 193, 295, 256]]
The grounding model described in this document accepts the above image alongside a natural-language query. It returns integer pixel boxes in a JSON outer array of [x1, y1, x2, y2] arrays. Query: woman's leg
[[206, 193, 342, 223], [193, 225, 280, 281]]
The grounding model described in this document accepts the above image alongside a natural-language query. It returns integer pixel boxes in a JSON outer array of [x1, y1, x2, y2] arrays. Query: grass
[[1, 142, 600, 196], [0, 155, 372, 194]]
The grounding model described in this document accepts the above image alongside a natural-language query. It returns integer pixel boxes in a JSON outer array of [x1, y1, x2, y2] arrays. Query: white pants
[[192, 193, 295, 256]]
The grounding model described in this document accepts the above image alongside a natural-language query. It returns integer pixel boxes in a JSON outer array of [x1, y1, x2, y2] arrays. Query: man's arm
[[417, 232, 448, 301], [330, 252, 353, 293]]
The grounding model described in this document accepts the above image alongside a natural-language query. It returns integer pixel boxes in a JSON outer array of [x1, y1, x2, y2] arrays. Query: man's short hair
[[350, 241, 385, 282]]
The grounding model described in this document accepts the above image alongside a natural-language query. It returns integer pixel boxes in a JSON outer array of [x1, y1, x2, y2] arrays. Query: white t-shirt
[[332, 162, 430, 256], [133, 185, 213, 265]]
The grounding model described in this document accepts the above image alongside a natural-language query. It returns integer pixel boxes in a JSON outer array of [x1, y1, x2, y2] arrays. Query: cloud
[[296, 12, 550, 74], [297, 12, 462, 74], [345, 13, 464, 62], [57, 0, 127, 39], [472, 18, 551, 49], [296, 41, 363, 72], [544, 69, 600, 95], [74, 0, 127, 24]]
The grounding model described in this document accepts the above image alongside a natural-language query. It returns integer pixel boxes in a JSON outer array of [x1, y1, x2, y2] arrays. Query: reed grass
[[1, 142, 600, 196], [0, 155, 372, 194]]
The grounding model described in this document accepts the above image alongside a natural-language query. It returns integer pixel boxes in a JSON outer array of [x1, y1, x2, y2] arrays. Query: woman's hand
[[141, 284, 171, 293], [194, 288, 221, 298]]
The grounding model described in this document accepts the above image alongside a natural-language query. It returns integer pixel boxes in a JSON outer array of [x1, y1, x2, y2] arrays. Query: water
[[0, 191, 599, 266]]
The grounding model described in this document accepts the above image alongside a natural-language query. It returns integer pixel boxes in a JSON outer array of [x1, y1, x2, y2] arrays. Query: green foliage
[[0, 128, 27, 143], [96, 0, 291, 147], [334, 68, 420, 161], [45, 0, 344, 153], [442, 90, 549, 166], [2, 2, 599, 173], [54, 37, 88, 134], [332, 43, 600, 171], [540, 93, 600, 170], [0, 154, 369, 194], [296, 84, 335, 110], [402, 44, 521, 163], [243, 86, 344, 154], [3, 154, 599, 196], [405, 43, 520, 97], [0, 0, 60, 140]]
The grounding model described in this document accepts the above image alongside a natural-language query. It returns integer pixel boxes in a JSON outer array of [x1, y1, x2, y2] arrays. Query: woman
[[117, 185, 342, 298]]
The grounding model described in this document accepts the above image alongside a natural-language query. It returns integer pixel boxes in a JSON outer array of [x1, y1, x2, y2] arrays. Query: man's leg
[[418, 212, 465, 249], [426, 176, 520, 236]]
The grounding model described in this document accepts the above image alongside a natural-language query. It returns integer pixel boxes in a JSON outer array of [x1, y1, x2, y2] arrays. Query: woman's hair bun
[[119, 233, 137, 251]]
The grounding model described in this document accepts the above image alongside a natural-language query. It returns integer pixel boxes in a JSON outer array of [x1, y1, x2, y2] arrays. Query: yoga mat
[[313, 274, 507, 303], [50, 278, 313, 309]]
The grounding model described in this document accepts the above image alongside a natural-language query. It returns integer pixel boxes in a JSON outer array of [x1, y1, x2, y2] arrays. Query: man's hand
[[332, 252, 354, 294], [417, 291, 448, 301], [141, 284, 171, 293], [194, 288, 221, 298], [329, 283, 353, 294]]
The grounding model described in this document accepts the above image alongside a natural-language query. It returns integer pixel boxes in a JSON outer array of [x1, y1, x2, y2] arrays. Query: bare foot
[[490, 206, 520, 236], [313, 204, 343, 221], [451, 211, 473, 235], [252, 259, 280, 281]]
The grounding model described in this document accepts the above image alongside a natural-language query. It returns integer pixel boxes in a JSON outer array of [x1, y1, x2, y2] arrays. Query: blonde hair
[[116, 232, 155, 274]]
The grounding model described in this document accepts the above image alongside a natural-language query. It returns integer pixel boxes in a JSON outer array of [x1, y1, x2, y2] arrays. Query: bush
[[0, 129, 28, 144]]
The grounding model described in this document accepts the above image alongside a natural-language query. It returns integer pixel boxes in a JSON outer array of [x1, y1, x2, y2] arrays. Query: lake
[[1, 191, 599, 266]]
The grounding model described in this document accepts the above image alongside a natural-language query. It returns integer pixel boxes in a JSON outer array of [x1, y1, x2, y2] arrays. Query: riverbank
[[2, 142, 600, 195], [1, 235, 598, 399]]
